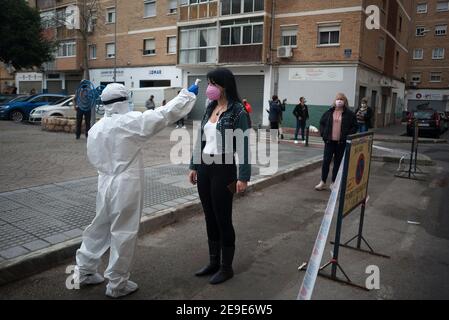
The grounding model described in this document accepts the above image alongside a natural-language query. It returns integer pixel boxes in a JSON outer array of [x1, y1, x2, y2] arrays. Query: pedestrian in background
[[355, 97, 373, 133], [145, 95, 155, 110], [242, 98, 253, 128], [74, 99, 92, 140], [315, 93, 358, 191], [293, 97, 309, 144], [267, 95, 283, 143]]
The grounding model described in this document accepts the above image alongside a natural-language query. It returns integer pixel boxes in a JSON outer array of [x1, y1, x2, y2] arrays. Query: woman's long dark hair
[[207, 68, 241, 103]]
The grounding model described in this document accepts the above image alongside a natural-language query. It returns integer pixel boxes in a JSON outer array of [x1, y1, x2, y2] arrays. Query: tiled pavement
[[0, 164, 199, 260]]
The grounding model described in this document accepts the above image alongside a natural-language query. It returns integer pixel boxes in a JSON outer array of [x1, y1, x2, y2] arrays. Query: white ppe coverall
[[75, 83, 196, 294]]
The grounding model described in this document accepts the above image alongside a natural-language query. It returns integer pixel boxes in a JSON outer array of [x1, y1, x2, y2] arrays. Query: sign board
[[342, 133, 373, 216], [289, 67, 343, 82]]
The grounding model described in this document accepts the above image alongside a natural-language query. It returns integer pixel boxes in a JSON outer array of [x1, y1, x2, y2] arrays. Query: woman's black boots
[[209, 246, 235, 285], [195, 241, 220, 276]]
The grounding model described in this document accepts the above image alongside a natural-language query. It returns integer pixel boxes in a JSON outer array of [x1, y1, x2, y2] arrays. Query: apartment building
[[177, 0, 411, 128], [15, 0, 413, 127], [17, 0, 182, 94], [406, 0, 449, 112], [271, 0, 411, 128]]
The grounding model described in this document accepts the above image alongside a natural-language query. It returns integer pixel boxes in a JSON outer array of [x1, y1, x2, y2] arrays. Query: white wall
[[277, 65, 358, 108]]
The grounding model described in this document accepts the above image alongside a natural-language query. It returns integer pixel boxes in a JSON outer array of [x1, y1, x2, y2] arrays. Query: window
[[281, 28, 298, 47], [221, 0, 264, 15], [318, 25, 340, 46], [413, 48, 424, 59], [88, 13, 97, 32], [411, 73, 421, 83], [395, 50, 400, 67], [168, 0, 177, 13], [430, 72, 442, 82], [143, 39, 156, 55], [106, 43, 115, 58], [417, 3, 427, 13], [106, 7, 116, 23], [398, 16, 402, 32], [435, 25, 447, 35], [378, 37, 385, 58], [220, 23, 264, 46], [144, 0, 156, 18], [432, 48, 445, 59], [179, 28, 217, 64], [57, 41, 76, 57], [416, 26, 426, 36], [88, 44, 97, 59], [437, 1, 449, 11], [40, 11, 54, 29], [167, 36, 177, 54]]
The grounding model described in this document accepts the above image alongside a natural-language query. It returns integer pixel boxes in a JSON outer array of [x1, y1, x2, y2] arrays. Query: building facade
[[406, 0, 449, 112], [16, 0, 417, 128]]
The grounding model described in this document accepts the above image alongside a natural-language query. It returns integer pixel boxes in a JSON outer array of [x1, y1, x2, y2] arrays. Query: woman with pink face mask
[[315, 93, 358, 191], [188, 68, 251, 285]]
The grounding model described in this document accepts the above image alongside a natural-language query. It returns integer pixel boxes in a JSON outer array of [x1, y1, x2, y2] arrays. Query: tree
[[0, 0, 56, 69], [42, 0, 101, 80]]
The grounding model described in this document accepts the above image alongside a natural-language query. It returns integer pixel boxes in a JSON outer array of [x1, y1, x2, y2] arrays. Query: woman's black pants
[[197, 160, 237, 247], [321, 141, 346, 183]]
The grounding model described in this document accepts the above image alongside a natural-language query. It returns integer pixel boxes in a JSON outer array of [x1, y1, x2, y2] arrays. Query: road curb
[[0, 156, 323, 286]]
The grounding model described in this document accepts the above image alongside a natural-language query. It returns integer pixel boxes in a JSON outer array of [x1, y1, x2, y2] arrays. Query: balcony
[[179, 1, 218, 22], [219, 44, 263, 63]]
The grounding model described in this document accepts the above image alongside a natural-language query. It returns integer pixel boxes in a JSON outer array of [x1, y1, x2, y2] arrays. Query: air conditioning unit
[[277, 46, 293, 58]]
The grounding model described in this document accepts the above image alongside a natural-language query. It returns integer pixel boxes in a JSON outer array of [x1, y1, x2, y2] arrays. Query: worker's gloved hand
[[187, 79, 201, 96]]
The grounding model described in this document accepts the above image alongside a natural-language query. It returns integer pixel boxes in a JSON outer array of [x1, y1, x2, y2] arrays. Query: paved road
[[0, 160, 448, 300]]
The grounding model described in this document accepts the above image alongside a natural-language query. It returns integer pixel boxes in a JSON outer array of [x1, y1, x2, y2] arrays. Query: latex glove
[[188, 79, 201, 96]]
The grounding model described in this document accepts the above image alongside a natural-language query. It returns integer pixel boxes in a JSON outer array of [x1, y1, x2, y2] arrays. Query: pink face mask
[[335, 99, 345, 108], [206, 84, 222, 101]]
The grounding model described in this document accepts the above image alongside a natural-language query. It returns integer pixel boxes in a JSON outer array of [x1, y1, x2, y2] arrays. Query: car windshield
[[414, 111, 434, 120], [51, 97, 69, 105], [8, 95, 31, 103]]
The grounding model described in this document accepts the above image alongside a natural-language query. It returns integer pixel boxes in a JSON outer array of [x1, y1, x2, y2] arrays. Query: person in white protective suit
[[74, 81, 198, 298]]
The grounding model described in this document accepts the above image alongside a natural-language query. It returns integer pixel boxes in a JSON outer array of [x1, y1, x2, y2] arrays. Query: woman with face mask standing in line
[[188, 68, 251, 285], [315, 93, 358, 191]]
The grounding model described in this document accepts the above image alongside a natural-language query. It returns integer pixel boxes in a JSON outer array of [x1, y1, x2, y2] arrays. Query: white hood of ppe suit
[[100, 83, 130, 116]]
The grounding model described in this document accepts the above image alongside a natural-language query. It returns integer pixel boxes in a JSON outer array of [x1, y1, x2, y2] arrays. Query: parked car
[[0, 95, 28, 106], [29, 95, 76, 123], [0, 94, 67, 122], [406, 109, 443, 138]]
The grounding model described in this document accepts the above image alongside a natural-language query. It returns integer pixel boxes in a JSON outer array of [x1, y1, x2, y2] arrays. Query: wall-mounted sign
[[289, 67, 343, 82], [149, 69, 162, 75], [17, 73, 43, 81]]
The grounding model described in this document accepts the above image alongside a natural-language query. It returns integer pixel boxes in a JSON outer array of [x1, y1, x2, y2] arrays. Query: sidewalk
[[0, 141, 323, 283]]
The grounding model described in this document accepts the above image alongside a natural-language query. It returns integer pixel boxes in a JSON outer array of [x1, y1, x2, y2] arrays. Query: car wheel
[[10, 110, 24, 122]]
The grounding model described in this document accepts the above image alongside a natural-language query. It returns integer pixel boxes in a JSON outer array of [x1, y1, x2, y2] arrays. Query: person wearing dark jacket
[[293, 97, 309, 143], [189, 68, 251, 285], [267, 95, 282, 142], [315, 93, 358, 191], [355, 97, 373, 132]]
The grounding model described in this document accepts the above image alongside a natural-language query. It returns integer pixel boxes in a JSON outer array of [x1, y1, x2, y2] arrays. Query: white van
[[130, 87, 181, 112]]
